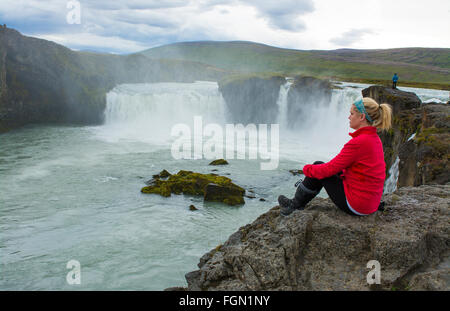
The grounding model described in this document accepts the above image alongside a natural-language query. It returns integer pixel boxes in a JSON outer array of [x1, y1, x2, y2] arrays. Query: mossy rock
[[141, 170, 245, 206], [152, 169, 172, 179], [204, 183, 245, 205], [209, 159, 229, 166], [141, 178, 172, 197]]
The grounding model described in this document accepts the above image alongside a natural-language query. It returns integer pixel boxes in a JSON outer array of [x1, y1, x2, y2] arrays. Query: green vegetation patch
[[141, 170, 245, 206]]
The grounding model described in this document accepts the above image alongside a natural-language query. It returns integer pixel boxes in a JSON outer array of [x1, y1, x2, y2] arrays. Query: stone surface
[[181, 184, 449, 291]]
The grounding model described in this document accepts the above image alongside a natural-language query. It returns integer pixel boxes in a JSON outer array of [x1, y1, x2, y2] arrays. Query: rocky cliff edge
[[180, 184, 449, 291]]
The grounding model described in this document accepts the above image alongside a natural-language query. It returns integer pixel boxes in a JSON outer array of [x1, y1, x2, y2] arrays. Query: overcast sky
[[1, 0, 449, 54]]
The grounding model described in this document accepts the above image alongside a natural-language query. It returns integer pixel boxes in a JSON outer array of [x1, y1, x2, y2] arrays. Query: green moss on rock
[[141, 170, 245, 206]]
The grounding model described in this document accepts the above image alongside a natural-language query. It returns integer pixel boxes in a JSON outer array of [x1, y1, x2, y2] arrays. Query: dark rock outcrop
[[218, 74, 286, 124], [209, 159, 229, 166], [362, 86, 449, 187], [182, 184, 449, 291], [398, 103, 449, 186]]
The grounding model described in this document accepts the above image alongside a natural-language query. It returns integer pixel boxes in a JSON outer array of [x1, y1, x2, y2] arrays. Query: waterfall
[[276, 81, 292, 129], [384, 156, 400, 194], [101, 81, 227, 143]]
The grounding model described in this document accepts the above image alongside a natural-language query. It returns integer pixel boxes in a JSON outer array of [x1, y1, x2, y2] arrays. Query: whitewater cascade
[[102, 81, 228, 143], [276, 81, 292, 129], [384, 156, 400, 194]]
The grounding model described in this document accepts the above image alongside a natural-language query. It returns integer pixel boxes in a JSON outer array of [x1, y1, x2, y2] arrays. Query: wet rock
[[209, 159, 229, 166], [204, 183, 245, 206], [245, 192, 256, 199], [152, 169, 172, 179], [189, 205, 198, 211]]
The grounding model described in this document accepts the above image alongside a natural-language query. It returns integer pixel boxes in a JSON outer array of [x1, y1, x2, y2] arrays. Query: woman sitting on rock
[[279, 97, 392, 216]]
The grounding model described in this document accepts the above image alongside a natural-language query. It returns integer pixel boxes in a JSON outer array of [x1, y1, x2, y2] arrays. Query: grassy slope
[[140, 42, 450, 90]]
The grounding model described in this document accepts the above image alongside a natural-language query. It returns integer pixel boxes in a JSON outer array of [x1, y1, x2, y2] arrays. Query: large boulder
[[181, 184, 449, 291]]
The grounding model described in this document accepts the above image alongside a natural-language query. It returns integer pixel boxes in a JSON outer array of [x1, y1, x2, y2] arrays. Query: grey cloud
[[240, 0, 315, 31], [2, 0, 316, 53], [201, 0, 315, 31], [104, 9, 180, 28], [83, 0, 188, 11], [330, 28, 375, 46]]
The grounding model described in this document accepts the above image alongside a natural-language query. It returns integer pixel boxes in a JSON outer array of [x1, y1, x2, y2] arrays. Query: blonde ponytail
[[362, 97, 393, 131]]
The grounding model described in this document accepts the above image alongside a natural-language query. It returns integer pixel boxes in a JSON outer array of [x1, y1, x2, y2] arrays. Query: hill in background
[[140, 41, 450, 90]]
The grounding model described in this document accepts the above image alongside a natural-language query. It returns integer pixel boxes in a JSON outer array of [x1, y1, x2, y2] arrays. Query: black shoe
[[278, 195, 298, 216], [279, 183, 319, 216]]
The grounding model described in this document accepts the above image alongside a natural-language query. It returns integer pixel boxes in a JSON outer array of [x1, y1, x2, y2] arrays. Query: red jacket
[[303, 126, 385, 215]]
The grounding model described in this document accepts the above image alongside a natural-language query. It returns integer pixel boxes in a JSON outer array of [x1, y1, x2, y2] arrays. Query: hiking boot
[[279, 183, 319, 216], [278, 195, 299, 216]]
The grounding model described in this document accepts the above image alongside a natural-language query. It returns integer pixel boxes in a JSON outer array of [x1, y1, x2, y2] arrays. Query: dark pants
[[392, 81, 397, 89], [300, 161, 359, 216]]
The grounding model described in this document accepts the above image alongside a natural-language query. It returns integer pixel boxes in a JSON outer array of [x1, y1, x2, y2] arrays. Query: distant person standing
[[392, 73, 399, 89]]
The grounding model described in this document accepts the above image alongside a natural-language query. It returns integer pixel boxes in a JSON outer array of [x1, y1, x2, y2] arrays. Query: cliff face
[[398, 104, 449, 186], [286, 76, 333, 129], [362, 86, 449, 186], [218, 74, 286, 124], [0, 28, 227, 132], [0, 28, 108, 130], [183, 185, 449, 291], [217, 74, 333, 127]]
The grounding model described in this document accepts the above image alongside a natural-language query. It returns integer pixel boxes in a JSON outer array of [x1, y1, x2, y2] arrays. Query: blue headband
[[354, 99, 373, 123]]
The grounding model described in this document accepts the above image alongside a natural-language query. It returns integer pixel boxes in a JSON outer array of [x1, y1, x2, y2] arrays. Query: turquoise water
[[0, 123, 311, 290]]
